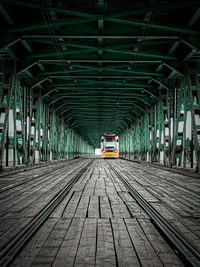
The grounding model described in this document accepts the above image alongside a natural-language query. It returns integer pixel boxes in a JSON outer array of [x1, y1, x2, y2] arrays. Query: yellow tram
[[101, 135, 119, 158]]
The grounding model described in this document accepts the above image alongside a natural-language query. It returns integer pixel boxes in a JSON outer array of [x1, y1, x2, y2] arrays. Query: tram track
[[119, 158, 200, 194], [110, 159, 200, 211], [0, 159, 94, 267], [120, 157, 200, 179], [0, 158, 86, 193], [0, 158, 90, 213], [106, 159, 200, 267], [0, 158, 93, 252]]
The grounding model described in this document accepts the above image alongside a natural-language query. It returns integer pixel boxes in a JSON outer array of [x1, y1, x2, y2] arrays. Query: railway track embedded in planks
[[106, 159, 200, 267], [0, 159, 94, 267], [0, 158, 86, 192]]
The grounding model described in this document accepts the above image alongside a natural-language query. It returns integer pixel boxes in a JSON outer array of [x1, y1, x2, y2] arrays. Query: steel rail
[[106, 161, 200, 267], [0, 158, 84, 192], [0, 159, 93, 267]]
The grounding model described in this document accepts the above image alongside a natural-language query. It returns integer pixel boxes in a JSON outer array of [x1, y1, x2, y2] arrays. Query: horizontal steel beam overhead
[[76, 120, 131, 124], [56, 102, 144, 106], [44, 87, 153, 90], [53, 92, 146, 97], [71, 115, 129, 118], [56, 103, 149, 109], [56, 94, 146, 98], [55, 102, 145, 107], [72, 114, 130, 117], [42, 81, 153, 88], [58, 105, 141, 108], [55, 98, 144, 103], [41, 87, 152, 97], [23, 35, 180, 40], [39, 70, 163, 77], [69, 112, 130, 115], [48, 75, 153, 79], [73, 117, 134, 120], [44, 85, 153, 91], [16, 59, 182, 78], [28, 48, 176, 60], [15, 60, 162, 74], [40, 59, 163, 64], [53, 42, 136, 51]]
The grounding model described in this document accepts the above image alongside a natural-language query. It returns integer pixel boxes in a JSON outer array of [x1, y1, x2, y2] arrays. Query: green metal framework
[[0, 75, 93, 167], [0, 0, 200, 171], [119, 65, 200, 173]]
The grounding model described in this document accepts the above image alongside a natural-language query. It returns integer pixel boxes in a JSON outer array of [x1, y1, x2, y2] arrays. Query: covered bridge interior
[[0, 0, 200, 171], [1, 1, 200, 267]]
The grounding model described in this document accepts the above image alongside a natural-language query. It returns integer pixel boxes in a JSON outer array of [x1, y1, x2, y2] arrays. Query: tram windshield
[[105, 138, 115, 142]]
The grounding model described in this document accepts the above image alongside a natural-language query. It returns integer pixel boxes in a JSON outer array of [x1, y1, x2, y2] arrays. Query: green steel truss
[[0, 0, 200, 172], [0, 75, 93, 167], [119, 63, 200, 173]]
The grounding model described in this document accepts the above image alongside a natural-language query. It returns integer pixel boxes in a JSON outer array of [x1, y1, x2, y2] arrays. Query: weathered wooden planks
[[96, 218, 116, 267], [2, 158, 195, 266], [74, 218, 97, 266], [108, 158, 200, 254], [111, 218, 140, 266]]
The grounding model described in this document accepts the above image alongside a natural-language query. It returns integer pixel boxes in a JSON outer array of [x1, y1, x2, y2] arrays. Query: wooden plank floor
[[109, 159, 200, 254], [2, 158, 189, 267], [0, 158, 91, 252]]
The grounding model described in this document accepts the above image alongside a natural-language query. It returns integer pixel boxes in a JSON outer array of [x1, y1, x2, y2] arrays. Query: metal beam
[[43, 87, 152, 93], [5, 18, 95, 33], [28, 47, 176, 60], [39, 69, 163, 77], [148, 78, 169, 90], [0, 38, 21, 51], [28, 48, 97, 58], [20, 39, 33, 53], [31, 77, 49, 89], [39, 59, 163, 64], [23, 35, 180, 40], [0, 3, 13, 25], [17, 61, 38, 75], [187, 7, 200, 27], [142, 89, 159, 100], [48, 75, 152, 79], [106, 18, 200, 35]]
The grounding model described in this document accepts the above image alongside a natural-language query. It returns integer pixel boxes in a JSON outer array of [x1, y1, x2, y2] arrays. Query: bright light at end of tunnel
[[95, 148, 101, 155]]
